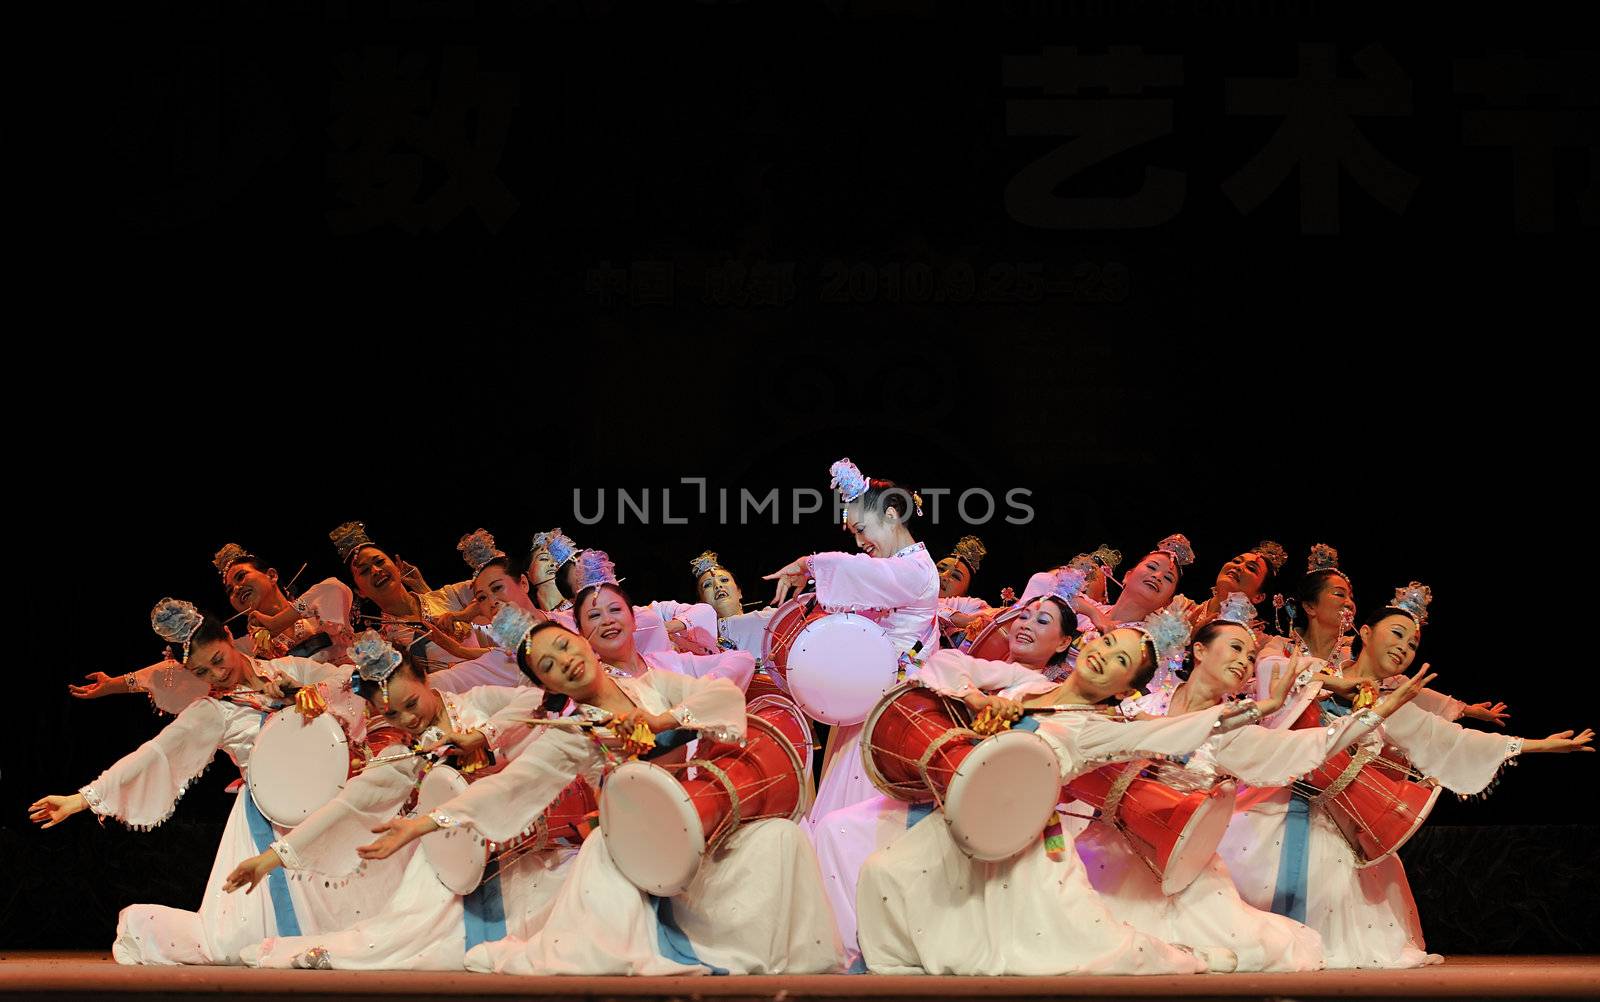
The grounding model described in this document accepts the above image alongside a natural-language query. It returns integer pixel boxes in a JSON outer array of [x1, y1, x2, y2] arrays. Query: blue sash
[[651, 895, 729, 974], [242, 788, 302, 937], [463, 858, 507, 950], [1269, 699, 1352, 922]]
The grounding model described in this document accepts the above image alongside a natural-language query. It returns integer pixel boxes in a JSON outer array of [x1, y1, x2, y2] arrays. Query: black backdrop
[[6, 2, 1595, 951]]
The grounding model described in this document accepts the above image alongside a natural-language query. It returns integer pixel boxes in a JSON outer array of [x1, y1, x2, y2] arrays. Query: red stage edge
[[1, 953, 1596, 1001]]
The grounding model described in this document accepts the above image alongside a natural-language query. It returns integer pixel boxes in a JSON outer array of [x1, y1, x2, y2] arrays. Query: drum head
[[944, 730, 1062, 862], [785, 613, 900, 726], [1160, 780, 1238, 894], [600, 760, 706, 897], [416, 765, 488, 895], [247, 708, 349, 828]]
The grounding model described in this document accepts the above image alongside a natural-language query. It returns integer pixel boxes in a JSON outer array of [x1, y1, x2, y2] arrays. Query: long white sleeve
[[1039, 705, 1234, 780], [425, 649, 526, 693], [642, 669, 748, 743], [428, 729, 603, 846], [1377, 702, 1521, 795], [273, 749, 423, 877], [79, 699, 229, 829], [643, 649, 757, 692], [913, 648, 1052, 699], [811, 549, 938, 613], [1206, 711, 1384, 787]]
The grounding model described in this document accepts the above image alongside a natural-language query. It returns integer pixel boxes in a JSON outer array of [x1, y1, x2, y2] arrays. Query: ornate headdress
[[1132, 605, 1193, 680], [489, 603, 542, 656], [948, 535, 987, 573], [574, 549, 622, 593], [211, 543, 255, 581], [1089, 544, 1122, 572], [1307, 543, 1340, 575], [531, 528, 580, 569], [1213, 592, 1260, 648], [1253, 540, 1288, 575], [457, 528, 506, 574], [1387, 581, 1433, 626], [151, 598, 205, 663], [329, 521, 374, 565], [1153, 533, 1195, 569], [349, 630, 404, 701], [689, 550, 723, 581], [829, 457, 870, 503], [1045, 566, 1089, 607]]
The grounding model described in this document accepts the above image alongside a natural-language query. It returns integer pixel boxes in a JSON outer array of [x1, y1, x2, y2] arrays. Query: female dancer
[[224, 630, 567, 970], [811, 565, 1085, 968], [852, 606, 1424, 975], [353, 615, 841, 975], [1219, 583, 1593, 969], [30, 600, 400, 965], [765, 458, 940, 822], [70, 543, 355, 709], [566, 550, 754, 689]]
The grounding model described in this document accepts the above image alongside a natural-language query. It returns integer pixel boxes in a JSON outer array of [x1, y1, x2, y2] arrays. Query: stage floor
[[1, 953, 1596, 1001]]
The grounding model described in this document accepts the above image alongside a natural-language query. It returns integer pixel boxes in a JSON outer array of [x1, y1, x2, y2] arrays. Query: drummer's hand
[[28, 794, 87, 829], [222, 849, 283, 894], [1463, 700, 1511, 728], [395, 555, 430, 594], [69, 672, 130, 699], [248, 604, 301, 636], [1312, 670, 1362, 697], [962, 692, 1024, 723], [358, 815, 438, 859], [763, 558, 810, 607], [1372, 664, 1438, 719], [418, 728, 487, 761], [1524, 729, 1596, 754], [1258, 655, 1304, 715]]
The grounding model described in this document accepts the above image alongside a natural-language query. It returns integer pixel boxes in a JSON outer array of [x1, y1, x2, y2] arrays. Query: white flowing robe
[[85, 657, 405, 965], [415, 671, 841, 975], [853, 652, 1378, 976], [243, 685, 570, 970], [1217, 658, 1523, 969]]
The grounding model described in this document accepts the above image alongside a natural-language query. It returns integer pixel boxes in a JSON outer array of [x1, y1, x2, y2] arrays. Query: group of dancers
[[31, 457, 1594, 976]]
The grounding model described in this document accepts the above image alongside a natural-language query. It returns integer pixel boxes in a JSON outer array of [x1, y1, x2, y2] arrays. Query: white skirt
[[805, 723, 878, 831], [466, 818, 844, 975], [1075, 821, 1324, 972], [1216, 791, 1438, 970], [111, 792, 405, 965], [243, 840, 579, 970], [811, 795, 924, 969], [855, 811, 1208, 975]]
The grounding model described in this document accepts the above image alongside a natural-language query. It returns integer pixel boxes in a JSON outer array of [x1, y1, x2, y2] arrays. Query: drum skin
[[247, 708, 350, 828]]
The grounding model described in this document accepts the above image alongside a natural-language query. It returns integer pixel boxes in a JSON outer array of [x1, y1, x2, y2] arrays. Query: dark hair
[[1229, 549, 1277, 597], [1038, 597, 1081, 667], [185, 611, 233, 659], [1294, 568, 1350, 614], [472, 551, 528, 590], [554, 560, 578, 602], [1350, 604, 1421, 660], [1127, 637, 1161, 699], [514, 619, 583, 713], [573, 581, 634, 624], [353, 653, 426, 704], [853, 479, 917, 524], [1177, 619, 1253, 680]]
